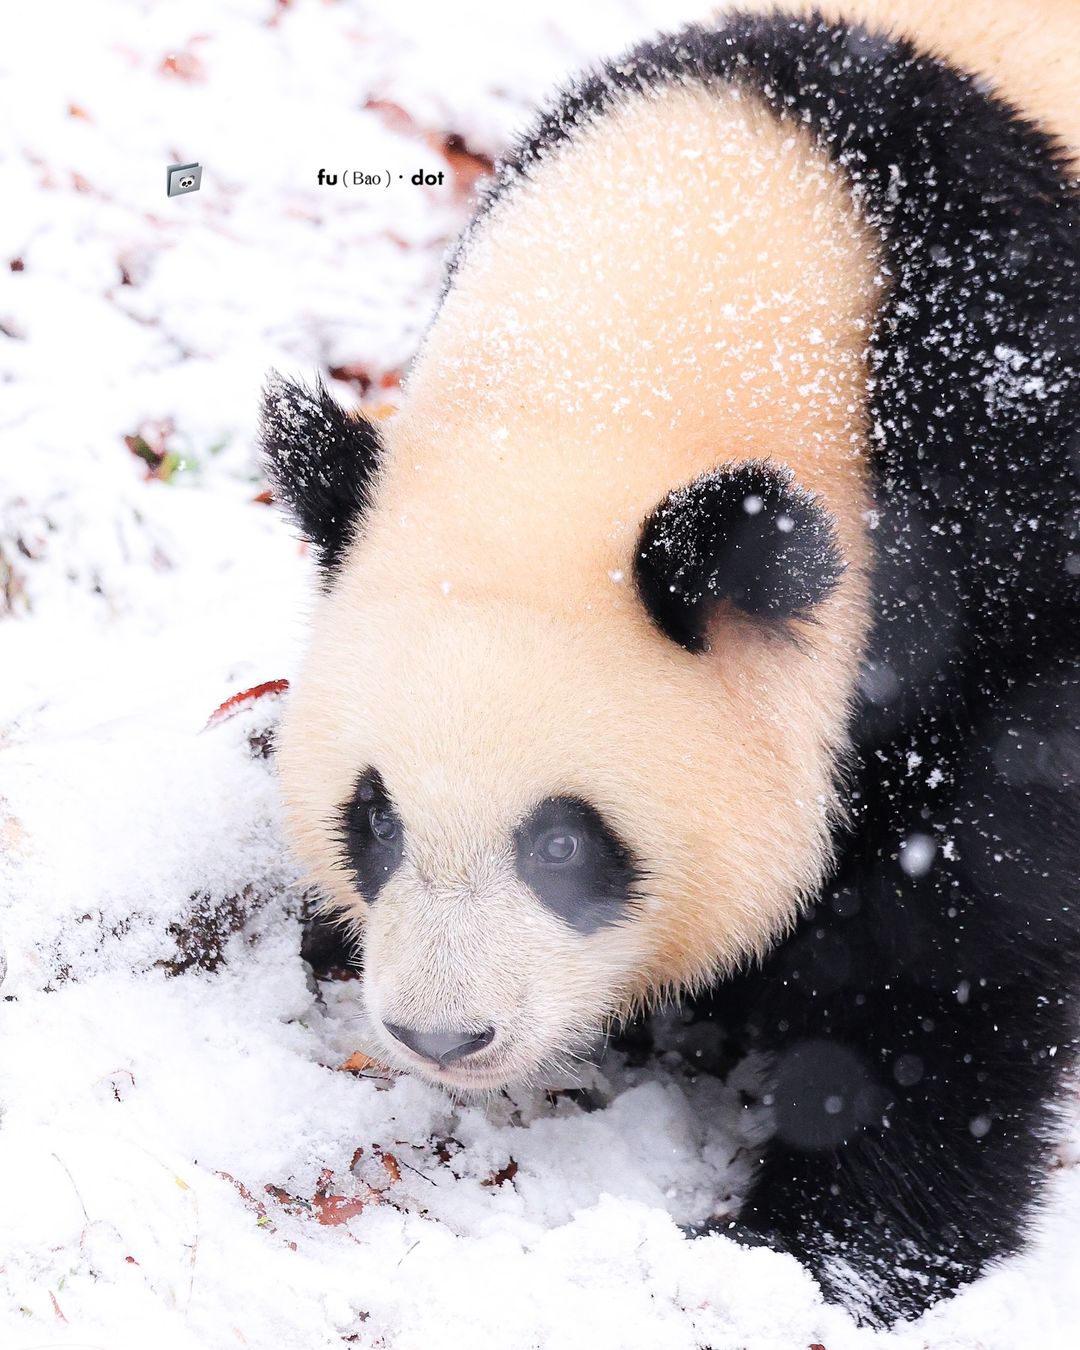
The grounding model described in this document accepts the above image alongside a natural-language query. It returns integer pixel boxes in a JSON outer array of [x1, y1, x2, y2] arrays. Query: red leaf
[[204, 679, 289, 729]]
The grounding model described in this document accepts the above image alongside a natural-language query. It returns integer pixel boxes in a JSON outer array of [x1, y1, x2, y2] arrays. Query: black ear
[[259, 373, 383, 581], [634, 461, 845, 653]]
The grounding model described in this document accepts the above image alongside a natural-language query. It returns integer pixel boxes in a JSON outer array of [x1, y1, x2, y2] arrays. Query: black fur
[[634, 461, 844, 651], [456, 11, 1080, 1327], [259, 374, 382, 581]]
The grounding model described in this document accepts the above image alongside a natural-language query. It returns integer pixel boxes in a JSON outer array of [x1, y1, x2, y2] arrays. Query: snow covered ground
[[3, 2, 1080, 1346]]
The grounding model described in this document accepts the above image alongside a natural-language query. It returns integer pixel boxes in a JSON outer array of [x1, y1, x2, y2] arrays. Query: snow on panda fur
[[261, 1, 1080, 1327]]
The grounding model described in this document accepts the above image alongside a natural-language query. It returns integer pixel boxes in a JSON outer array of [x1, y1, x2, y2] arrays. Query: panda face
[[331, 761, 648, 1089], [279, 586, 657, 1090], [276, 543, 862, 1091]]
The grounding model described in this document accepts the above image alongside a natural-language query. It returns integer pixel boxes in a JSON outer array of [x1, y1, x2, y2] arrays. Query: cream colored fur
[[276, 5, 1077, 1090]]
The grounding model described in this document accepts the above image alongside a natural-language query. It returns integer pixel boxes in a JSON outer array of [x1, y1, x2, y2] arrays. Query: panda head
[[262, 375, 863, 1093]]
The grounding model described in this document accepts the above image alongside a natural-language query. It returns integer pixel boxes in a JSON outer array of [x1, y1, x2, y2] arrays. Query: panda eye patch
[[337, 768, 404, 901], [514, 797, 640, 934]]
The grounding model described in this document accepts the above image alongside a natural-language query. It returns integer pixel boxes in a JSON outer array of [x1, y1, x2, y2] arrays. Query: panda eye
[[338, 768, 405, 902], [535, 828, 580, 865], [369, 804, 400, 844], [514, 797, 641, 934]]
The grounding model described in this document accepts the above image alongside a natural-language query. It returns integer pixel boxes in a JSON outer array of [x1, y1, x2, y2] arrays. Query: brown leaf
[[339, 1050, 392, 1074], [327, 363, 374, 394], [377, 1149, 401, 1184], [482, 1158, 518, 1188], [424, 132, 493, 198], [310, 1165, 383, 1224], [312, 1192, 368, 1225], [264, 1182, 310, 1217], [216, 1170, 274, 1230], [431, 1136, 461, 1165]]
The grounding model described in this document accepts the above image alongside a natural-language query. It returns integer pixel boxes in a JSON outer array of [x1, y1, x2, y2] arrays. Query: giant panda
[[260, 0, 1080, 1326]]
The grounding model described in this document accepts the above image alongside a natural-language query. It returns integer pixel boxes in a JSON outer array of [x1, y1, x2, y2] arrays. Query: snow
[[3, 1, 1080, 1347]]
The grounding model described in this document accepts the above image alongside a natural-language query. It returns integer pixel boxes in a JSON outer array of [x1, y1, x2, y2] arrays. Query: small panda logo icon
[[167, 162, 202, 197]]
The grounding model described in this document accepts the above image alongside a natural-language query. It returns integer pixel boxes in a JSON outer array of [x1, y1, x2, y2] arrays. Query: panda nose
[[383, 1021, 495, 1066]]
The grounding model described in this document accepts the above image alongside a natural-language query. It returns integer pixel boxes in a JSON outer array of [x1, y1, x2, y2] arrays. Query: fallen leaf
[[327, 362, 374, 394], [377, 1149, 401, 1184], [482, 1158, 518, 1188], [339, 1050, 391, 1074], [312, 1192, 368, 1225], [426, 131, 492, 197], [204, 679, 290, 730]]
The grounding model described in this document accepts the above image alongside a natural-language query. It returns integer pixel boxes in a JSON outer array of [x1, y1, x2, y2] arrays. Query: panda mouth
[[385, 1033, 532, 1093], [430, 1061, 514, 1091], [395, 1050, 518, 1095]]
